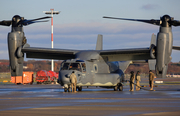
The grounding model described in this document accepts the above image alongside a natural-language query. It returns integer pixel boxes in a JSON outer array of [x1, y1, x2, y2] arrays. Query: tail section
[[150, 34, 156, 46], [118, 61, 132, 72], [96, 34, 103, 50]]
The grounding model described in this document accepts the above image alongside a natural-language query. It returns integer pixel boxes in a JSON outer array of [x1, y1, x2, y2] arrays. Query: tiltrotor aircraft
[[1, 14, 180, 92]]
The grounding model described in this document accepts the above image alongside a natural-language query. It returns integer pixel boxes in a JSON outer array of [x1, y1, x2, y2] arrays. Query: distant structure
[[43, 9, 60, 71]]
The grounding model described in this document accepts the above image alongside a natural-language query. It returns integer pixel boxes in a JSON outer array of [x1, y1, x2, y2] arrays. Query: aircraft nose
[[59, 71, 73, 85]]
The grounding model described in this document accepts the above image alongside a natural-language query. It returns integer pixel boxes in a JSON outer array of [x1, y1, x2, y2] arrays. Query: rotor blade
[[172, 46, 180, 50], [0, 20, 12, 26], [23, 20, 49, 26], [25, 16, 51, 22], [22, 16, 51, 25], [103, 16, 160, 26], [170, 20, 180, 26]]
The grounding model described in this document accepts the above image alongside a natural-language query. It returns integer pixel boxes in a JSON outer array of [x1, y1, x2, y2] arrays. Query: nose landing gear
[[64, 85, 82, 92], [64, 87, 71, 92], [114, 83, 123, 91], [64, 84, 71, 92]]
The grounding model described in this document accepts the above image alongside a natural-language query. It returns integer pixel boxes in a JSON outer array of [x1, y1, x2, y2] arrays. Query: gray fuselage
[[58, 59, 124, 89]]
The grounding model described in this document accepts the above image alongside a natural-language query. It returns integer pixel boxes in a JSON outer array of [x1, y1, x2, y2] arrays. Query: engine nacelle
[[8, 31, 25, 76], [155, 27, 173, 78]]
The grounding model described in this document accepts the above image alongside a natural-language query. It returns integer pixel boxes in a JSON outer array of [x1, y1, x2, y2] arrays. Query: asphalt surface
[[0, 82, 180, 116]]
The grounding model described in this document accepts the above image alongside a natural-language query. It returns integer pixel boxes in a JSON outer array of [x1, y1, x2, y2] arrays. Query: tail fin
[[118, 61, 132, 72], [148, 34, 156, 70], [150, 34, 156, 46], [96, 34, 103, 50]]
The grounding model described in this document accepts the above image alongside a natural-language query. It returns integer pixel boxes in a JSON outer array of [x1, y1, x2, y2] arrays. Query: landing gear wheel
[[118, 84, 123, 91], [64, 87, 68, 92], [77, 86, 82, 91], [68, 87, 71, 92], [114, 86, 118, 91]]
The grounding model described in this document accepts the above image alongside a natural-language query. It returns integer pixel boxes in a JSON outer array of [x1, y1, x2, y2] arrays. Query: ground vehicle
[[36, 70, 58, 84]]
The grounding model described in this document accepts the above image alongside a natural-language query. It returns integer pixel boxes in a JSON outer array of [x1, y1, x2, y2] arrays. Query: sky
[[0, 0, 180, 62]]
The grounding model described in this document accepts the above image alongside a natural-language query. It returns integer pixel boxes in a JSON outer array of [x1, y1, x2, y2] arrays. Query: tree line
[[0, 60, 180, 74]]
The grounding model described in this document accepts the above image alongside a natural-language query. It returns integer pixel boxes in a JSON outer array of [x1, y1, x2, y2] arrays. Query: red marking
[[51, 33, 53, 41]]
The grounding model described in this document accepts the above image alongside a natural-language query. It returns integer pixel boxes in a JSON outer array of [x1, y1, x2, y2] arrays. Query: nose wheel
[[64, 84, 71, 92], [64, 87, 68, 92], [114, 84, 123, 91], [64, 87, 71, 92], [118, 84, 123, 91]]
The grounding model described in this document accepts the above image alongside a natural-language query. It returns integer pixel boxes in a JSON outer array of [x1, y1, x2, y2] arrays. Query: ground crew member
[[149, 70, 155, 90], [70, 71, 77, 92], [135, 71, 141, 91], [129, 71, 135, 91]]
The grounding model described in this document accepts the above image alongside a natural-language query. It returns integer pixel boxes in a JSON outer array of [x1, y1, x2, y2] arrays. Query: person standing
[[70, 71, 77, 92], [149, 70, 155, 90], [129, 71, 135, 91], [135, 71, 141, 91]]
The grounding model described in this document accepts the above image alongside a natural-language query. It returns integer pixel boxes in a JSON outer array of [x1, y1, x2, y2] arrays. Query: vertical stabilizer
[[150, 33, 156, 46], [96, 34, 103, 50], [118, 61, 132, 72]]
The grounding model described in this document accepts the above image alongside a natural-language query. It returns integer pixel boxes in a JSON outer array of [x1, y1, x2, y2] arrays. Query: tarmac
[[0, 80, 180, 116]]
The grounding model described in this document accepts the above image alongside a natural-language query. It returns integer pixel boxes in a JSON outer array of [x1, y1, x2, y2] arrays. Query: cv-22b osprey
[[1, 14, 180, 92]]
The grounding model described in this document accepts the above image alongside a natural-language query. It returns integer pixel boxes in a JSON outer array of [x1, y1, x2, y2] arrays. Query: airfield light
[[43, 9, 60, 71]]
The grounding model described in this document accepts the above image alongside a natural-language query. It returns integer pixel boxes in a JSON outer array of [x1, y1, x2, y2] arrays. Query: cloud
[[141, 4, 159, 10]]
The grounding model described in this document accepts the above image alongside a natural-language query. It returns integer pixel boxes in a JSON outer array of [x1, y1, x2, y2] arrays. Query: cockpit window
[[61, 63, 70, 70], [60, 62, 86, 73], [81, 63, 86, 73], [69, 63, 81, 72]]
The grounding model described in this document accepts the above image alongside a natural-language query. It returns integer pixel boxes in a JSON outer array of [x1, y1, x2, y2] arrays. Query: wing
[[99, 48, 153, 61], [22, 45, 154, 61], [22, 47, 79, 60]]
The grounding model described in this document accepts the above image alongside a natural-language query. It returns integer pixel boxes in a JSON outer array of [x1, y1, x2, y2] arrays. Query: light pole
[[43, 9, 60, 71]]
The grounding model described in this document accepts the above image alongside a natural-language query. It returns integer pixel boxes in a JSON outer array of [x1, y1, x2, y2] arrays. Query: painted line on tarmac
[[0, 97, 180, 101]]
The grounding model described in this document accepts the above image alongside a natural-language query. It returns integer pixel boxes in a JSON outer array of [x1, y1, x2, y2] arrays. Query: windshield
[[61, 63, 69, 70], [69, 63, 81, 71], [61, 62, 83, 72]]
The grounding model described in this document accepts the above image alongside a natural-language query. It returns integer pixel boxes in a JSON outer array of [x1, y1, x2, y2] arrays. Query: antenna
[[43, 9, 60, 71]]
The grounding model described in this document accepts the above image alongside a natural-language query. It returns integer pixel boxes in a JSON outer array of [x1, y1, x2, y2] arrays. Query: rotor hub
[[12, 15, 23, 27], [160, 15, 172, 27]]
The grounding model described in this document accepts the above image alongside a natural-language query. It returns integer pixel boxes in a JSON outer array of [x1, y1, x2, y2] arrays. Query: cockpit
[[60, 60, 86, 73]]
